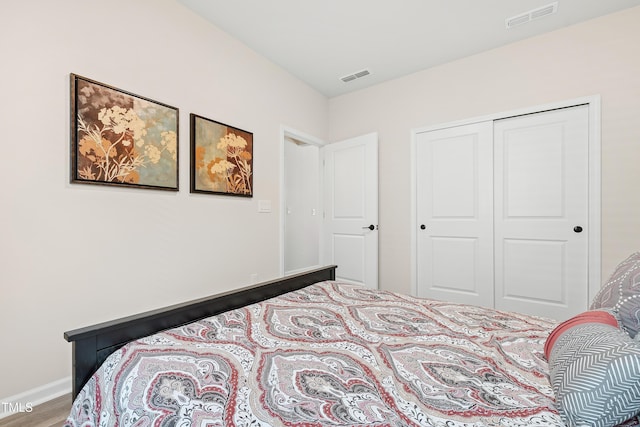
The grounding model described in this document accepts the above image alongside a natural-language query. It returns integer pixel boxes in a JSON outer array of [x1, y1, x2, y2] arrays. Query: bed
[[63, 260, 640, 427]]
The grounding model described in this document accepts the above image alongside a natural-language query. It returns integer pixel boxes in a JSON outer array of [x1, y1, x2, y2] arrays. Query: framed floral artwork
[[70, 74, 179, 190], [190, 114, 253, 197]]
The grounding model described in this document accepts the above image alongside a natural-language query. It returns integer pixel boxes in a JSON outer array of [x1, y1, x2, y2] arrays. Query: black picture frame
[[70, 73, 179, 191], [190, 113, 253, 197]]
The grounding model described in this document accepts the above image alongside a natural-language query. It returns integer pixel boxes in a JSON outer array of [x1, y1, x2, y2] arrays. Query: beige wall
[[0, 0, 327, 402], [329, 6, 640, 295]]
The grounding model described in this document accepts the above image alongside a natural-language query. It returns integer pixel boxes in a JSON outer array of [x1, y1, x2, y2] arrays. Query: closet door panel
[[430, 237, 479, 294], [504, 127, 564, 217], [416, 122, 494, 307], [494, 105, 589, 320], [501, 239, 566, 303]]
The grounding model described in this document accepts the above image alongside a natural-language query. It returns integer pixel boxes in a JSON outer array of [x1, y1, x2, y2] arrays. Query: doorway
[[280, 128, 379, 288], [281, 127, 323, 276]]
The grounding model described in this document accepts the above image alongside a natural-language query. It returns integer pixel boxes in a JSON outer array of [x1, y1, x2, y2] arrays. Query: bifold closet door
[[493, 105, 589, 319], [416, 121, 494, 307]]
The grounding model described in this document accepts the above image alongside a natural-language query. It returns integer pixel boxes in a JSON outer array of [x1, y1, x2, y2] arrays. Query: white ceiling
[[178, 0, 640, 98]]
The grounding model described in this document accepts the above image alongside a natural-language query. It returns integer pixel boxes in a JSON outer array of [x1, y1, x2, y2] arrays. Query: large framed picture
[[190, 113, 253, 197], [70, 74, 179, 190]]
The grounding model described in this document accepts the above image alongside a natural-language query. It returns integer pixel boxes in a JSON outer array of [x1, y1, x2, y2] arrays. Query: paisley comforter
[[64, 281, 565, 426]]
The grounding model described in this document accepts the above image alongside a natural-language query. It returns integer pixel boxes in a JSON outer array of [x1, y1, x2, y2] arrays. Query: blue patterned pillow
[[547, 311, 640, 427], [591, 252, 640, 338]]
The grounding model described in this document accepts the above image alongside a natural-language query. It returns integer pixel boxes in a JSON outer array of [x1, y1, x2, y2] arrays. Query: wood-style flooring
[[0, 394, 71, 427]]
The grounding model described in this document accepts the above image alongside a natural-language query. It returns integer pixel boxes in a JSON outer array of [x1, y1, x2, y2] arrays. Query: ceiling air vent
[[506, 2, 558, 29], [340, 69, 371, 83]]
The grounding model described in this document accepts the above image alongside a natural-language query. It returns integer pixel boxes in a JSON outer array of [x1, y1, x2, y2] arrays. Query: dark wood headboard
[[64, 265, 337, 398]]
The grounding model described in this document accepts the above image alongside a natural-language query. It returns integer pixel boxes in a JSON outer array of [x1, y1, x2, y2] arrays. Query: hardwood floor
[[0, 394, 71, 427]]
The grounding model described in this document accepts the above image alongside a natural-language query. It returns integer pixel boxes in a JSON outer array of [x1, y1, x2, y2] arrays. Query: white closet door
[[416, 122, 494, 307], [494, 105, 589, 320]]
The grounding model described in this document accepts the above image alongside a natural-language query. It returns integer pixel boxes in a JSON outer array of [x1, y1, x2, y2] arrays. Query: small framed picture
[[70, 74, 179, 190], [190, 114, 253, 197]]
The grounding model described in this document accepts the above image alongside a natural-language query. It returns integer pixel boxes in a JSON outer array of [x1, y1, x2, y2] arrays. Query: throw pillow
[[590, 252, 640, 338], [546, 310, 640, 427]]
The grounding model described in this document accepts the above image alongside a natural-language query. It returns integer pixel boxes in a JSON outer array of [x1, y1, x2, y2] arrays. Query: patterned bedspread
[[64, 281, 566, 426]]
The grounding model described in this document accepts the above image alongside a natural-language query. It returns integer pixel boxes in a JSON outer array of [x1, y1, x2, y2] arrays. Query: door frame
[[410, 95, 601, 303], [279, 126, 326, 276]]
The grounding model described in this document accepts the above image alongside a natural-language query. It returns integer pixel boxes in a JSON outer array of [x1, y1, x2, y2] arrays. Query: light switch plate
[[258, 200, 272, 213]]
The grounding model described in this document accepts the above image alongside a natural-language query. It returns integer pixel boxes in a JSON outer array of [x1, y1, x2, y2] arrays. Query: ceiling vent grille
[[340, 69, 371, 83], [506, 2, 558, 29]]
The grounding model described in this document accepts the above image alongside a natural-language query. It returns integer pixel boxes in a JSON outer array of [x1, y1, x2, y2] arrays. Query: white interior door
[[416, 122, 494, 306], [494, 105, 589, 320], [323, 133, 378, 288]]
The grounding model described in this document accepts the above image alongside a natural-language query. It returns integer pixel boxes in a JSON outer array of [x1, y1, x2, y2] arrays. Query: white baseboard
[[0, 377, 71, 419]]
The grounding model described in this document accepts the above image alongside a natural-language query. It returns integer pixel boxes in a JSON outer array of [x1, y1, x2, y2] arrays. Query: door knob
[[420, 224, 426, 230], [362, 224, 375, 230], [573, 226, 583, 233]]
